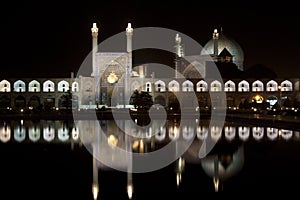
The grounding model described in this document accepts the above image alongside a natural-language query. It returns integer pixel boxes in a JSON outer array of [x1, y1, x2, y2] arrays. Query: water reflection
[[1, 119, 300, 196], [1, 120, 299, 144]]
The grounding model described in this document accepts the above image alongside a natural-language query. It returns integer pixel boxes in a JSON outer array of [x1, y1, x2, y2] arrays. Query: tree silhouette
[[130, 90, 153, 110]]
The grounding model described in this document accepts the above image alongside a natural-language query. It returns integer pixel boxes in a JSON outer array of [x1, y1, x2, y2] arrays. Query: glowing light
[[0, 126, 11, 143], [92, 183, 99, 200], [169, 126, 179, 140], [91, 23, 98, 33], [197, 126, 208, 140], [252, 127, 264, 140], [127, 184, 133, 199], [213, 177, 219, 192], [213, 29, 219, 39], [126, 23, 133, 33], [253, 94, 263, 103], [139, 139, 144, 153], [281, 130, 293, 140], [107, 134, 118, 148], [267, 127, 278, 140], [225, 126, 235, 140], [176, 173, 181, 187], [107, 72, 118, 84]]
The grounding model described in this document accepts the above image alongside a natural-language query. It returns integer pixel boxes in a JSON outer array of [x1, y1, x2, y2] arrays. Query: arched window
[[238, 80, 249, 92], [224, 80, 235, 92], [0, 80, 11, 92], [58, 80, 69, 92], [14, 80, 26, 92], [182, 80, 194, 92], [72, 81, 79, 92], [168, 80, 179, 92], [266, 80, 278, 91], [252, 80, 264, 92], [155, 80, 166, 92], [196, 80, 208, 92], [280, 80, 292, 91], [43, 80, 55, 92], [210, 80, 222, 92], [29, 80, 40, 92], [145, 82, 152, 92], [28, 80, 41, 92]]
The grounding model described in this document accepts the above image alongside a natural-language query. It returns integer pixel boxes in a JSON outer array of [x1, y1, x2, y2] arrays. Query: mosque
[[0, 23, 299, 112]]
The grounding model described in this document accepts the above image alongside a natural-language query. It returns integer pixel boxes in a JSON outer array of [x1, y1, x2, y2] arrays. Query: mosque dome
[[200, 29, 244, 71]]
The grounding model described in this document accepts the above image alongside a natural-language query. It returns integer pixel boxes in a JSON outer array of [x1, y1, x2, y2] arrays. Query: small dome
[[201, 30, 244, 71]]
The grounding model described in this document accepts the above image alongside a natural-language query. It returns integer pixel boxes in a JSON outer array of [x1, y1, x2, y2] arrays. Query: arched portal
[[28, 96, 40, 109], [15, 95, 26, 109], [0, 95, 11, 109], [44, 97, 55, 110], [227, 96, 235, 107], [154, 95, 166, 106]]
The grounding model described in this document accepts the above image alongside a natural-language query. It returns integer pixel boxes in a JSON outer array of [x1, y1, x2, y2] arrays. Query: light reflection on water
[[1, 119, 300, 197], [0, 120, 298, 143]]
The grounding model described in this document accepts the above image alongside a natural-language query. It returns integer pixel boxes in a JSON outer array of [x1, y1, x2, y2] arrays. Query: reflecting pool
[[0, 119, 300, 198]]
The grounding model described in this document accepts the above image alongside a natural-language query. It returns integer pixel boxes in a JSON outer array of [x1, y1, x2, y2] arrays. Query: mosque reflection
[[0, 119, 300, 196], [1, 119, 297, 144]]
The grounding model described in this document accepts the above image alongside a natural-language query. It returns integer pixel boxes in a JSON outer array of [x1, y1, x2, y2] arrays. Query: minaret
[[126, 23, 133, 73], [213, 29, 219, 58], [91, 23, 99, 77], [174, 33, 184, 78], [125, 23, 133, 106]]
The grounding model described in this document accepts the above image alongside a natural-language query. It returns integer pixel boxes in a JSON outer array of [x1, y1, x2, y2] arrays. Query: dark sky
[[1, 0, 299, 78]]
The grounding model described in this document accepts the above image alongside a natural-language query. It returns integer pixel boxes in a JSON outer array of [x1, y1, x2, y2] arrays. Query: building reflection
[[1, 120, 298, 144], [1, 119, 300, 195]]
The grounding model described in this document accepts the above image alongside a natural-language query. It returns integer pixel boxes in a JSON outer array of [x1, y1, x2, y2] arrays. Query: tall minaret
[[213, 29, 219, 58], [174, 33, 184, 78], [126, 23, 133, 73], [91, 23, 99, 77], [125, 23, 133, 105]]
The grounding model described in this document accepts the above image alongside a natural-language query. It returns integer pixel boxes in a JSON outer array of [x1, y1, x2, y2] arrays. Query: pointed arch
[[280, 80, 293, 91], [145, 81, 152, 92], [168, 80, 179, 92], [72, 81, 79, 92], [58, 80, 69, 92], [155, 80, 166, 92], [14, 80, 26, 92], [196, 80, 208, 92], [43, 80, 55, 92], [182, 80, 194, 92], [210, 80, 222, 92], [238, 80, 249, 92], [224, 80, 235, 92], [0, 80, 11, 92], [252, 80, 264, 92], [28, 80, 40, 92], [266, 80, 278, 92]]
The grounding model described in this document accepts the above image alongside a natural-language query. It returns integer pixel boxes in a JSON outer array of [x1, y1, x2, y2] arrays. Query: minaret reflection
[[92, 140, 99, 200], [175, 156, 185, 187], [201, 142, 244, 192], [126, 121, 134, 200]]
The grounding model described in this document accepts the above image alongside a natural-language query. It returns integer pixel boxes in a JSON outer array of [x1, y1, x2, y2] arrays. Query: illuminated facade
[[0, 24, 299, 111]]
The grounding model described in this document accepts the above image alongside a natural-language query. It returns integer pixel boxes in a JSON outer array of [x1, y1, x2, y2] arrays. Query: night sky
[[1, 0, 299, 79]]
